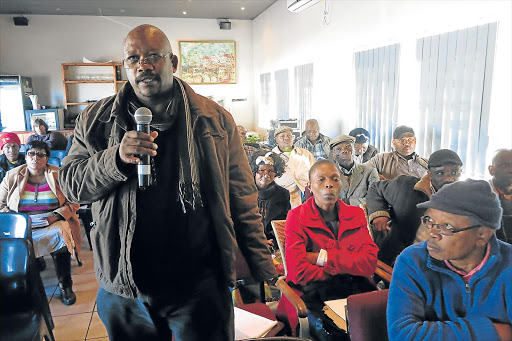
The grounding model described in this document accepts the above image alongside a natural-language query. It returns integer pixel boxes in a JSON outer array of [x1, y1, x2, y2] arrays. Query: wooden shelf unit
[[61, 62, 127, 128]]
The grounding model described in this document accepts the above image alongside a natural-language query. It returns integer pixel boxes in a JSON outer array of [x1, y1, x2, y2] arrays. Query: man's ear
[[391, 139, 398, 150], [488, 165, 495, 176], [476, 227, 495, 247]]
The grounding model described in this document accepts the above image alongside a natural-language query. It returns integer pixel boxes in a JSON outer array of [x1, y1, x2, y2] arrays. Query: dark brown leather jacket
[[59, 78, 276, 298]]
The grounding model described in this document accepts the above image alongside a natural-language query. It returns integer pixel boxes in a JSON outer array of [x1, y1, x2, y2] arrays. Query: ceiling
[[0, 0, 278, 20]]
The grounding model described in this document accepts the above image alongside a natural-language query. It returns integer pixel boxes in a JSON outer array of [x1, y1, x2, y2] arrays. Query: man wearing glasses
[[367, 149, 463, 266], [365, 125, 428, 180], [387, 179, 512, 341], [59, 24, 276, 340]]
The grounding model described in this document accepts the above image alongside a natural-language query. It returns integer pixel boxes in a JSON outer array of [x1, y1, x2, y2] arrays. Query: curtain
[[417, 22, 497, 178], [275, 69, 289, 120], [294, 63, 314, 131], [355, 44, 401, 152]]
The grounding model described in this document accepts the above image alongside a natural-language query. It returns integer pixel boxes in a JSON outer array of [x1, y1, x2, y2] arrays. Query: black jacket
[[257, 182, 290, 240], [0, 154, 25, 183], [362, 144, 379, 163], [366, 175, 431, 265]]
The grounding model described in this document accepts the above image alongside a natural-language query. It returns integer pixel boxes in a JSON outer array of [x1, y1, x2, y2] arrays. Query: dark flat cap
[[393, 126, 415, 139], [428, 149, 463, 168]]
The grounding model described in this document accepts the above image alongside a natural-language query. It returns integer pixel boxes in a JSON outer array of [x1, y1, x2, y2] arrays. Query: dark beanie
[[428, 149, 463, 168], [417, 179, 503, 230]]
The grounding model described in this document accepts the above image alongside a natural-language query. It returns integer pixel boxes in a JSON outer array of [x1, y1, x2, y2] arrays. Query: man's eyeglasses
[[396, 137, 416, 144], [257, 169, 276, 176], [26, 151, 48, 158], [123, 52, 172, 69], [420, 215, 480, 236]]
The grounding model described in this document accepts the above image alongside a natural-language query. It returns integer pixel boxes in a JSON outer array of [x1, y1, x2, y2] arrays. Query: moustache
[[135, 72, 161, 83]]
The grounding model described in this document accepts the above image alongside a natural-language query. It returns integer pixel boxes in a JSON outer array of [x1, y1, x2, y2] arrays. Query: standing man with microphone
[[59, 24, 276, 341]]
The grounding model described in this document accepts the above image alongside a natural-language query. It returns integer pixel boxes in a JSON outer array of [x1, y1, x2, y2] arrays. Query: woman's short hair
[[26, 140, 51, 158], [33, 118, 49, 131], [249, 150, 286, 178]]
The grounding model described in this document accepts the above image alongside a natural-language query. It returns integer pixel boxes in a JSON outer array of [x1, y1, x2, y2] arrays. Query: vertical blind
[[275, 69, 289, 120], [355, 44, 401, 152], [259, 72, 272, 127], [417, 22, 497, 178], [294, 63, 314, 131]]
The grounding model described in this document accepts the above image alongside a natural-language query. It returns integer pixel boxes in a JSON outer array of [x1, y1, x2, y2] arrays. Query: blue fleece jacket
[[387, 236, 512, 341]]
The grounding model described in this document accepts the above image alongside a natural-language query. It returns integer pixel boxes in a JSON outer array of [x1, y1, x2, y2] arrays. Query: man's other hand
[[119, 131, 158, 164], [494, 323, 512, 341], [372, 217, 392, 233]]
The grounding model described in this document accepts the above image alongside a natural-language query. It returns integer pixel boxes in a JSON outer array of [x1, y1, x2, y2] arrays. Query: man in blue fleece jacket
[[387, 179, 512, 341]]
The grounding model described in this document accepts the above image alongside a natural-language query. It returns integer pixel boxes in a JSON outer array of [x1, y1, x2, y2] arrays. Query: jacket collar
[[299, 196, 359, 234], [413, 174, 432, 197], [98, 77, 218, 127], [426, 235, 501, 283]]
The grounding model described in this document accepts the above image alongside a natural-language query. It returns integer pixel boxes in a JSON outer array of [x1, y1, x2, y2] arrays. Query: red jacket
[[285, 197, 378, 286]]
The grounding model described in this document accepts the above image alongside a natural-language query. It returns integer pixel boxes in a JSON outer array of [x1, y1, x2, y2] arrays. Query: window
[[275, 69, 289, 120], [294, 63, 314, 132], [416, 22, 497, 178], [355, 44, 401, 152], [259, 72, 272, 128]]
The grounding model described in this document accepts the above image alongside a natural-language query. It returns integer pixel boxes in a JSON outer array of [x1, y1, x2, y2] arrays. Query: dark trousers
[[96, 274, 233, 341]]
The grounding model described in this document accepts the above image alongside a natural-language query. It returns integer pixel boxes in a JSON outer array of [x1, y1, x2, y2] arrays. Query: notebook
[[234, 307, 278, 340]]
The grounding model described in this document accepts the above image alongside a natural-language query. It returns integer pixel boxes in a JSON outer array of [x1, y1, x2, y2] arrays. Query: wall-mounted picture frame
[[179, 41, 236, 84]]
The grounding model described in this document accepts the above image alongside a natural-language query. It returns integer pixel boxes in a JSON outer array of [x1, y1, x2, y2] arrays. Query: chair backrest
[[19, 144, 26, 153], [346, 289, 389, 341], [50, 149, 67, 162], [0, 239, 30, 313], [48, 157, 61, 167], [271, 220, 287, 276], [0, 212, 31, 239]]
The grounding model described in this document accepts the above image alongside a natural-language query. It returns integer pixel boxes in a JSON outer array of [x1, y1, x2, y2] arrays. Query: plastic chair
[[271, 219, 393, 338], [47, 157, 61, 167], [0, 212, 55, 341], [49, 150, 67, 166]]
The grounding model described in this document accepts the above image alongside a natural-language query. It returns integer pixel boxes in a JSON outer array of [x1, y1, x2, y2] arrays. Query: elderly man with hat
[[365, 125, 428, 180], [272, 126, 316, 208], [349, 128, 379, 164], [387, 179, 512, 341], [330, 134, 379, 206], [367, 149, 463, 266], [0, 132, 25, 182]]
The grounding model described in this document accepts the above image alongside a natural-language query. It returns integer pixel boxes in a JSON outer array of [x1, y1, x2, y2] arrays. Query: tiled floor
[[41, 229, 108, 341]]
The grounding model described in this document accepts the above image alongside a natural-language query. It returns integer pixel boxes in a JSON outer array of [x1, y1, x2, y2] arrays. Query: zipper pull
[[465, 283, 470, 293]]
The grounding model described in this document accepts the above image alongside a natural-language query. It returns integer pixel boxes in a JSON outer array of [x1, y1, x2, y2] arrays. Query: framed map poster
[[179, 41, 236, 84]]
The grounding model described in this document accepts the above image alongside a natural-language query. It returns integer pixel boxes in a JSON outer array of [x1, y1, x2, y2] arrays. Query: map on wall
[[179, 41, 236, 84]]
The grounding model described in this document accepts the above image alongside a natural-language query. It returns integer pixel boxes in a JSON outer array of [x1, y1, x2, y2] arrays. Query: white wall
[[252, 0, 512, 159], [0, 15, 255, 128]]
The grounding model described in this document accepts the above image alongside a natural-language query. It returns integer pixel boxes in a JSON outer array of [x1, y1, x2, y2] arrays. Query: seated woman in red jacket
[[284, 159, 378, 340]]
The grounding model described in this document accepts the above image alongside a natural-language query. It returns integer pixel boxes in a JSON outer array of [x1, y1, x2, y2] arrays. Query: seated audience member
[[171, 54, 178, 73], [330, 134, 379, 206], [365, 125, 428, 180], [0, 132, 25, 182], [284, 160, 378, 340], [0, 140, 81, 305], [27, 118, 68, 150], [367, 149, 462, 266], [387, 179, 512, 341], [249, 151, 291, 245], [237, 124, 260, 158], [489, 148, 512, 243], [349, 128, 379, 163], [294, 119, 332, 160], [273, 126, 316, 208]]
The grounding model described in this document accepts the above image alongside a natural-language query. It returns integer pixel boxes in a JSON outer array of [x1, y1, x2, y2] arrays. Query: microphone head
[[134, 107, 153, 125]]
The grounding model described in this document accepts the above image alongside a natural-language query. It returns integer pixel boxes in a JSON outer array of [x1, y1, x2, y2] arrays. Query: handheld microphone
[[133, 107, 153, 188]]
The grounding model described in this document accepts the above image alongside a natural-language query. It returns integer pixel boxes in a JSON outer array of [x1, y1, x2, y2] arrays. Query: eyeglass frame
[[26, 151, 48, 158], [395, 136, 416, 144], [420, 215, 481, 236], [123, 52, 173, 69], [256, 169, 276, 176]]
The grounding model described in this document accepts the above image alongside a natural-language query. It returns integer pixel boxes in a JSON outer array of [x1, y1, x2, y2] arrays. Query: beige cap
[[274, 126, 293, 138], [329, 134, 356, 149]]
